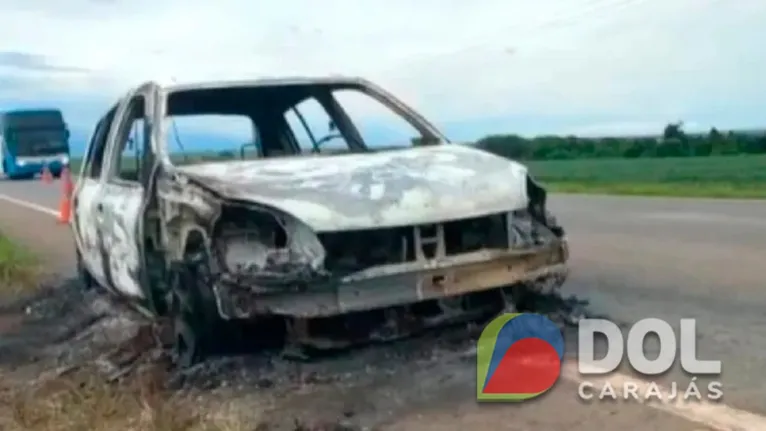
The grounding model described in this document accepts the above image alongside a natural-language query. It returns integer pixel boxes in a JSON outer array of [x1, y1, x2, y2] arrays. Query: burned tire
[[168, 259, 222, 368]]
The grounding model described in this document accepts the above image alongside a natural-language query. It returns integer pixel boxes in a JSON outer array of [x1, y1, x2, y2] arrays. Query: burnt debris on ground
[[0, 278, 600, 430]]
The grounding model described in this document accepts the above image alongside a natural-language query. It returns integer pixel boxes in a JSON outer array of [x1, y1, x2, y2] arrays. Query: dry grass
[[0, 361, 361, 431], [0, 365, 264, 431]]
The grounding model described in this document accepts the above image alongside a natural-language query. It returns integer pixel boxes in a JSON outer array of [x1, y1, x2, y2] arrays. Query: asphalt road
[[1, 178, 765, 430], [549, 195, 766, 417]]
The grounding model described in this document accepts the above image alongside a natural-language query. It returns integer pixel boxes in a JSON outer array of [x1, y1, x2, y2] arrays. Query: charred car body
[[70, 77, 569, 366]]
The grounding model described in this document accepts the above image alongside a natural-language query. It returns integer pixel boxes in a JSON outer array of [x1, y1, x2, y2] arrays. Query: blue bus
[[0, 109, 71, 180]]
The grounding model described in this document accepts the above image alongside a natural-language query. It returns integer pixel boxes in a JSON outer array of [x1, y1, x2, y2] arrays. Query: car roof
[[163, 76, 372, 94]]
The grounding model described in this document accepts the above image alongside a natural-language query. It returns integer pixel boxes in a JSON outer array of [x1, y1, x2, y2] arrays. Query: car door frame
[[71, 107, 117, 287], [91, 82, 161, 315]]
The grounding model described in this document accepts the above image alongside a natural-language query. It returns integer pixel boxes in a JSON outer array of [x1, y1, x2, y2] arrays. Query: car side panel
[[73, 177, 107, 284], [98, 182, 145, 298]]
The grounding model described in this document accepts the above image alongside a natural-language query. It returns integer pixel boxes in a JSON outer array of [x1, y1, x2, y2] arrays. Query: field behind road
[[1, 179, 766, 429], [526, 154, 766, 198]]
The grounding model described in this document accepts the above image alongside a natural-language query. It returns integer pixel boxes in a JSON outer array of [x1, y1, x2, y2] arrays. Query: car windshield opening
[[164, 81, 442, 165]]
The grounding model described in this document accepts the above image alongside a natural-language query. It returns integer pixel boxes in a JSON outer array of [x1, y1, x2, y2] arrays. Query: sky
[[0, 0, 765, 155]]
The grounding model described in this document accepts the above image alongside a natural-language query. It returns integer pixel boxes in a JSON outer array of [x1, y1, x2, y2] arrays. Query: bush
[[473, 123, 766, 161]]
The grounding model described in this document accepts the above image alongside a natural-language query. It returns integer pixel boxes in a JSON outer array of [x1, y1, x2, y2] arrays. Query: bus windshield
[[10, 129, 69, 156]]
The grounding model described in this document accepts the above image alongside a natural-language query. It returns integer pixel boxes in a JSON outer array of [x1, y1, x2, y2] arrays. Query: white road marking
[[0, 193, 58, 217], [563, 362, 766, 431], [464, 347, 766, 431]]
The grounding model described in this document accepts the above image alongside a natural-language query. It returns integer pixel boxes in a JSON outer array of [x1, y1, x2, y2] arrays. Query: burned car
[[70, 77, 569, 366]]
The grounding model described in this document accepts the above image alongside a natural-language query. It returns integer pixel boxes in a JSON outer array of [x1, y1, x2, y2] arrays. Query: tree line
[[474, 122, 766, 160]]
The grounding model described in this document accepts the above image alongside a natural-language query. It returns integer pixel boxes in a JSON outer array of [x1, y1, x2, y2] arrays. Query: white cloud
[[0, 0, 764, 135]]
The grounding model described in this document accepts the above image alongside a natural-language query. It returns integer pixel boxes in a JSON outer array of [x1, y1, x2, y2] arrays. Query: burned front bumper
[[211, 239, 569, 320]]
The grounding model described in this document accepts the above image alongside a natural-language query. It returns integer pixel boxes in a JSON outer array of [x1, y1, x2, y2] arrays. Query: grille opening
[[318, 227, 415, 275], [443, 213, 509, 255], [318, 213, 509, 274]]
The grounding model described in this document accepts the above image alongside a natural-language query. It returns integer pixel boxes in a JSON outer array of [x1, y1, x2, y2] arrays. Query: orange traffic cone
[[41, 165, 52, 184], [61, 166, 73, 196], [57, 196, 71, 224], [57, 166, 73, 224]]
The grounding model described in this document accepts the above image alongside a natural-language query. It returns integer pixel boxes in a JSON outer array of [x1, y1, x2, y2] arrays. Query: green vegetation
[[475, 122, 766, 160], [525, 155, 766, 198], [0, 232, 38, 296], [475, 122, 766, 198]]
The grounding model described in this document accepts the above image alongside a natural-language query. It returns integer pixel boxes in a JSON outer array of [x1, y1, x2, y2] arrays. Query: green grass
[[526, 155, 766, 198], [0, 232, 39, 296]]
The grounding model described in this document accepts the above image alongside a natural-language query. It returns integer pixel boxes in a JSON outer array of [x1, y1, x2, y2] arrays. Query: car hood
[[175, 144, 529, 232]]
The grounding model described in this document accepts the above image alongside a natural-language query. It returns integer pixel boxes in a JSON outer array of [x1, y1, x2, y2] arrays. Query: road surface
[[1, 178, 765, 430]]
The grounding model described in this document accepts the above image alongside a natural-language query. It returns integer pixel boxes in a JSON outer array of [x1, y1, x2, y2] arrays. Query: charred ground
[[0, 275, 596, 431]]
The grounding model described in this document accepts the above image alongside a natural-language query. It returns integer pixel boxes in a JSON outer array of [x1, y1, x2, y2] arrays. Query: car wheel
[[168, 259, 221, 368]]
